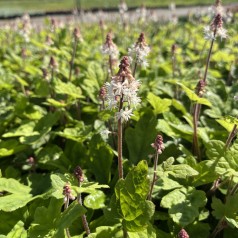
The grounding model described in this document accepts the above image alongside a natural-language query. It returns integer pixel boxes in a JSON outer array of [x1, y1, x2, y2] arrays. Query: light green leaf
[[161, 187, 207, 226], [6, 221, 27, 238], [114, 161, 154, 231], [54, 79, 84, 99], [84, 190, 106, 209], [147, 92, 172, 114], [2, 121, 35, 138], [178, 83, 211, 106], [87, 224, 122, 238]]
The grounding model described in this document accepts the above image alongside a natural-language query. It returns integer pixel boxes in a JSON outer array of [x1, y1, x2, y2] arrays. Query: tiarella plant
[[104, 56, 141, 178], [0, 0, 238, 237]]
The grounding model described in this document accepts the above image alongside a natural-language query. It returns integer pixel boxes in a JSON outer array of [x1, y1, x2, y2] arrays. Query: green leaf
[[82, 62, 104, 103], [225, 217, 238, 229], [127, 223, 156, 238], [6, 221, 27, 238], [0, 178, 35, 212], [114, 161, 154, 231], [87, 224, 122, 238], [88, 134, 113, 183], [29, 198, 63, 237], [2, 121, 35, 138], [161, 187, 207, 226], [178, 83, 211, 106], [54, 202, 86, 238], [216, 116, 238, 132], [156, 177, 182, 191], [147, 92, 172, 114], [0, 140, 28, 158], [205, 140, 225, 161], [55, 122, 92, 143], [84, 190, 106, 209], [212, 193, 238, 220], [54, 79, 84, 99], [125, 110, 157, 164]]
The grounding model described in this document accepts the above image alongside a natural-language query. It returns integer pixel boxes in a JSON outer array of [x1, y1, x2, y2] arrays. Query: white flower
[[217, 27, 228, 40], [101, 45, 119, 60], [100, 129, 111, 139], [116, 108, 133, 122], [234, 96, 238, 101], [204, 26, 216, 41]]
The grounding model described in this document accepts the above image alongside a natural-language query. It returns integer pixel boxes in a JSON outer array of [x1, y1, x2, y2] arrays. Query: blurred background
[[0, 0, 237, 17]]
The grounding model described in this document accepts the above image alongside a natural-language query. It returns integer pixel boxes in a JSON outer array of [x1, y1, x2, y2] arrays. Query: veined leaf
[[114, 161, 154, 231], [147, 92, 172, 114], [161, 187, 207, 226], [177, 83, 211, 106]]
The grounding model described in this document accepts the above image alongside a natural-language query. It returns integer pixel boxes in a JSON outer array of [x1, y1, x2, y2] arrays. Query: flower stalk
[[128, 32, 150, 77], [63, 183, 75, 238], [69, 27, 81, 82], [148, 135, 164, 201], [103, 56, 140, 179], [74, 166, 90, 236], [192, 0, 227, 159]]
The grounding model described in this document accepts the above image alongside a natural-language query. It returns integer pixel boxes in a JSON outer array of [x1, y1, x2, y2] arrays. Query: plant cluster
[[0, 1, 238, 237]]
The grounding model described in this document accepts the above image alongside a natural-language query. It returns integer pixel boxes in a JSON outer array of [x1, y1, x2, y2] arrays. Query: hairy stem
[[77, 180, 90, 235], [64, 196, 71, 238], [225, 124, 237, 149], [192, 30, 216, 159], [192, 103, 201, 160], [148, 150, 159, 201], [133, 62, 137, 77]]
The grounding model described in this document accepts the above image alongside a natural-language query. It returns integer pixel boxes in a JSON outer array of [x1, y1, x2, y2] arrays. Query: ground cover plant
[[0, 0, 238, 237]]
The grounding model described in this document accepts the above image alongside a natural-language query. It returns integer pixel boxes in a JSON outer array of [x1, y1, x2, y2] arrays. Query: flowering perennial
[[204, 1, 227, 41], [104, 56, 141, 123], [128, 32, 150, 68], [101, 32, 119, 60]]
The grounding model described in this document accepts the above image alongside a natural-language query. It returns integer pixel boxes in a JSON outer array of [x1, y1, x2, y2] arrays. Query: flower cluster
[[151, 134, 165, 154], [74, 166, 84, 183], [63, 183, 75, 202], [101, 32, 119, 60], [128, 32, 150, 68], [118, 0, 128, 14], [178, 228, 189, 238], [18, 13, 32, 42], [104, 56, 141, 122], [204, 1, 227, 41]]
